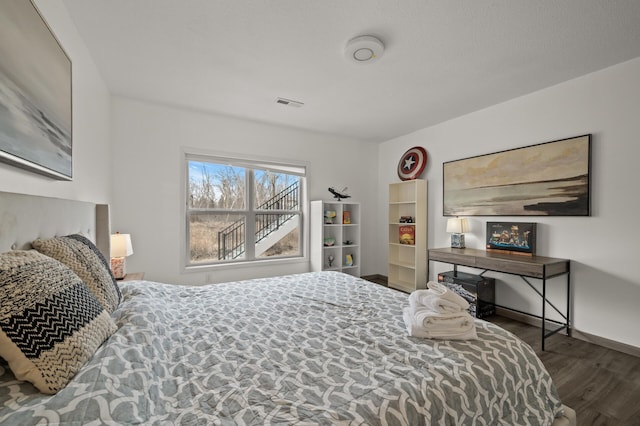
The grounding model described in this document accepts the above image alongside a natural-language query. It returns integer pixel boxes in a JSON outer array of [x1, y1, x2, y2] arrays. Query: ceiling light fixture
[[345, 35, 384, 64]]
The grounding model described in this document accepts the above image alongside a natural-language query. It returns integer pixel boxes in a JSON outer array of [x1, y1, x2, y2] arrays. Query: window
[[185, 153, 306, 267]]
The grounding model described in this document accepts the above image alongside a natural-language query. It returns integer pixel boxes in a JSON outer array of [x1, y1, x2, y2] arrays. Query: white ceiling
[[61, 0, 640, 143]]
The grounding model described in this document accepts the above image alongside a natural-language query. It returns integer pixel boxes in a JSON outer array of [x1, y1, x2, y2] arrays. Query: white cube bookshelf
[[310, 200, 361, 277]]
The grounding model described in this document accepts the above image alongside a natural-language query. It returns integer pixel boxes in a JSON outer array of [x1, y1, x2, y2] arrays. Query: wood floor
[[492, 316, 640, 426], [363, 276, 640, 426]]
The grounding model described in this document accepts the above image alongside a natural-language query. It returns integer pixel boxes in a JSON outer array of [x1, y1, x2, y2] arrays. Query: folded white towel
[[408, 281, 469, 314], [427, 281, 470, 309], [409, 294, 466, 314], [413, 307, 473, 330], [403, 307, 477, 340]]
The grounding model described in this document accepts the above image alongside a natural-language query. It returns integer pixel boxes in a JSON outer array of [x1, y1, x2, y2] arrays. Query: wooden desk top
[[428, 247, 570, 279]]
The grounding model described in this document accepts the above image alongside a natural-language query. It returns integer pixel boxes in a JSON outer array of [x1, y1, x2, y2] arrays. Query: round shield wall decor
[[397, 146, 428, 180]]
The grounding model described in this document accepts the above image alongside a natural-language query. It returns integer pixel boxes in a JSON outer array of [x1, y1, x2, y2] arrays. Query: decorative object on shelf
[[399, 216, 414, 223], [0, 1, 72, 180], [328, 187, 350, 201], [446, 218, 469, 248], [343, 210, 351, 224], [486, 222, 536, 256], [343, 240, 353, 245], [110, 232, 133, 279], [399, 225, 415, 245], [443, 134, 591, 216], [397, 146, 428, 181], [324, 210, 336, 224], [327, 255, 334, 267], [345, 254, 354, 267], [323, 237, 335, 247]]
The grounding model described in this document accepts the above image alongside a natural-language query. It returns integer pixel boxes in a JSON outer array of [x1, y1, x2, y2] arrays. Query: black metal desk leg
[[542, 275, 546, 351], [567, 268, 571, 336]]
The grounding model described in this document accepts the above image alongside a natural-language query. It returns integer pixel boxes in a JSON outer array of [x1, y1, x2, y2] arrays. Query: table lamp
[[110, 232, 133, 279], [446, 218, 469, 248]]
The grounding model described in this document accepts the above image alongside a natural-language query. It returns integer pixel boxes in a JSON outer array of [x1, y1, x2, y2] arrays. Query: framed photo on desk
[[486, 222, 536, 255]]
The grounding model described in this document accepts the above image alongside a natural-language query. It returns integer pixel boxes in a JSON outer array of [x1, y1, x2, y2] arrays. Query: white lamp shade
[[111, 233, 133, 258], [446, 218, 469, 234]]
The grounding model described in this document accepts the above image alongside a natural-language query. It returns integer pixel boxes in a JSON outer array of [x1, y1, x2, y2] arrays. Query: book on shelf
[[399, 225, 415, 245], [343, 211, 351, 224]]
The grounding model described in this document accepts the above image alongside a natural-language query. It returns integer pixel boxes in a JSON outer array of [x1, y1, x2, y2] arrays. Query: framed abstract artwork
[[443, 134, 591, 216], [0, 1, 72, 180]]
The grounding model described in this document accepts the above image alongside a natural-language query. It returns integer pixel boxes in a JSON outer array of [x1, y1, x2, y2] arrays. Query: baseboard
[[495, 307, 545, 328], [570, 329, 640, 358], [496, 307, 640, 358]]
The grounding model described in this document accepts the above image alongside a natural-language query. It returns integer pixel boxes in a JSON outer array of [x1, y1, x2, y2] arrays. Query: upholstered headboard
[[0, 191, 110, 258]]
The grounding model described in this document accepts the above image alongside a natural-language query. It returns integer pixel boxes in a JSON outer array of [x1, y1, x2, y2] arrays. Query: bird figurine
[[328, 187, 351, 201]]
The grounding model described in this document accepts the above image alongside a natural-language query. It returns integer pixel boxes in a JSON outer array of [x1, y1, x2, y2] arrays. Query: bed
[[0, 191, 576, 425]]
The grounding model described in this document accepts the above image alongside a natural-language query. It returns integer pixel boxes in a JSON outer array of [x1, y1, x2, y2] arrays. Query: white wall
[[0, 0, 111, 203], [377, 57, 640, 350], [111, 97, 378, 285], [8, 0, 637, 351]]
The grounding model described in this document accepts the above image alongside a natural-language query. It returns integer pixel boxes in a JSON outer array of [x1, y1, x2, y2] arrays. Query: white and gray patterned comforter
[[0, 271, 563, 425]]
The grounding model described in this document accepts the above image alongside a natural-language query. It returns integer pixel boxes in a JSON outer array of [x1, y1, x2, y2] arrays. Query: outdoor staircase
[[218, 182, 299, 260]]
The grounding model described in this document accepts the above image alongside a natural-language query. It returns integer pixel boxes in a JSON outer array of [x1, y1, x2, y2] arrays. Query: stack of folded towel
[[403, 281, 477, 340]]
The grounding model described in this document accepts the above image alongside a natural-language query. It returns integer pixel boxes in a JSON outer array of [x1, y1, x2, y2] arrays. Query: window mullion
[[245, 169, 256, 259]]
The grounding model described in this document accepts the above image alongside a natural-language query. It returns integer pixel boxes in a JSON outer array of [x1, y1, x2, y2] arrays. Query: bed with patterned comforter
[[0, 271, 564, 425]]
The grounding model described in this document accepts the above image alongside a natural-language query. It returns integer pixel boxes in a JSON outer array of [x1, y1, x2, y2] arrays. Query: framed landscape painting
[[443, 135, 591, 216], [0, 0, 72, 180]]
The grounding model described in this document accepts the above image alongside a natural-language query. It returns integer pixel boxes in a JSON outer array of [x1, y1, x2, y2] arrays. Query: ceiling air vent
[[276, 97, 304, 108]]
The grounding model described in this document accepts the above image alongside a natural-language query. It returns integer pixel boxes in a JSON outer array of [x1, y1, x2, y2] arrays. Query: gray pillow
[[32, 234, 121, 313]]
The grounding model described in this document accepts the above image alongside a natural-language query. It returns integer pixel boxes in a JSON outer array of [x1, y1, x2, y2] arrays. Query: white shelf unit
[[310, 200, 361, 277], [388, 179, 427, 293]]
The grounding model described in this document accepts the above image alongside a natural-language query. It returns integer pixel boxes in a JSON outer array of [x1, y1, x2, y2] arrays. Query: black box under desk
[[437, 270, 496, 319]]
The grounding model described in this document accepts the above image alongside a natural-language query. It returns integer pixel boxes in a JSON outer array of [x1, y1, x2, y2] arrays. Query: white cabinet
[[310, 200, 361, 277], [388, 180, 427, 292]]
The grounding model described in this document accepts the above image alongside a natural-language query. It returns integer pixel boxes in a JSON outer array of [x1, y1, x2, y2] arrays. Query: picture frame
[[486, 222, 536, 256], [443, 135, 591, 216], [0, 1, 72, 180]]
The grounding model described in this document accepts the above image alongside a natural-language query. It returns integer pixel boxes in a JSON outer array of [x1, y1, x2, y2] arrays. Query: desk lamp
[[446, 218, 469, 249]]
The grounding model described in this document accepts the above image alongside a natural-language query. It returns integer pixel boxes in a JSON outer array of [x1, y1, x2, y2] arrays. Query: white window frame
[[181, 148, 309, 273]]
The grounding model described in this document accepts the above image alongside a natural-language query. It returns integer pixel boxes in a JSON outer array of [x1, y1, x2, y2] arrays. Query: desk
[[428, 247, 570, 350]]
